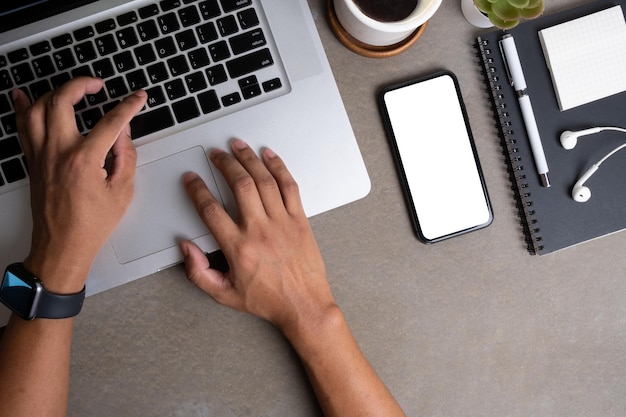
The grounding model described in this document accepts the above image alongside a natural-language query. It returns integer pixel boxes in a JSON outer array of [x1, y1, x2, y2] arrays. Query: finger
[[183, 172, 239, 243], [209, 147, 265, 217], [47, 77, 105, 141], [230, 140, 286, 217], [12, 88, 37, 158], [105, 123, 137, 191], [262, 148, 306, 216], [179, 240, 240, 308], [85, 90, 147, 159]]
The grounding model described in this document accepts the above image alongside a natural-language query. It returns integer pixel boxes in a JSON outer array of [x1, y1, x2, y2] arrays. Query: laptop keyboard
[[0, 0, 289, 191]]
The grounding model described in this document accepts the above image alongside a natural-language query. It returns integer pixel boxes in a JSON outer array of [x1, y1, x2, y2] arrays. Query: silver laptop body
[[0, 0, 370, 324]]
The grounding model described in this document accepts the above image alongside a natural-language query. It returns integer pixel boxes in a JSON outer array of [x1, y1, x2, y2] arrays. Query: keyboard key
[[95, 18, 117, 33], [172, 97, 200, 123], [92, 58, 115, 79], [53, 49, 76, 71], [197, 22, 218, 44], [262, 77, 282, 92], [200, 0, 221, 20], [137, 20, 160, 42], [51, 33, 73, 48], [179, 6, 201, 27], [226, 48, 273, 79], [86, 88, 107, 106], [0, 136, 22, 160], [147, 62, 169, 84], [106, 77, 129, 98], [75, 41, 98, 63], [167, 55, 190, 76], [220, 0, 251, 13], [188, 48, 211, 69], [1, 113, 17, 136], [29, 41, 52, 56], [217, 15, 238, 37], [198, 89, 220, 113], [113, 51, 136, 72], [175, 29, 198, 51], [74, 26, 96, 41], [185, 71, 207, 93], [208, 41, 230, 62], [139, 4, 160, 19], [82, 107, 103, 130], [11, 63, 35, 85], [51, 72, 71, 89], [95, 34, 119, 56], [239, 75, 260, 99], [71, 65, 93, 78], [229, 28, 266, 55], [134, 44, 157, 66], [205, 65, 227, 85], [161, 0, 183, 12], [221, 92, 241, 107], [116, 27, 139, 49], [158, 13, 181, 34], [1, 158, 26, 183], [0, 70, 13, 90], [126, 69, 149, 90], [8, 49, 29, 64], [0, 56, 6, 68], [29, 79, 52, 100], [155, 37, 177, 58], [237, 8, 259, 29], [0, 94, 11, 114], [117, 11, 138, 26], [146, 85, 166, 107], [164, 79, 186, 100], [32, 56, 56, 78], [130, 107, 175, 138]]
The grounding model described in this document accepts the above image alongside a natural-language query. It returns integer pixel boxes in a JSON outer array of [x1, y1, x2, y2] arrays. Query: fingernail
[[133, 90, 147, 98], [209, 148, 224, 159], [11, 89, 19, 102], [232, 139, 248, 151], [263, 148, 277, 159], [183, 172, 199, 184]]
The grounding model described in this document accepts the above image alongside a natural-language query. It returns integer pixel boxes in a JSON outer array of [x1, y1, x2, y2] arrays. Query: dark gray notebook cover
[[476, 0, 626, 255]]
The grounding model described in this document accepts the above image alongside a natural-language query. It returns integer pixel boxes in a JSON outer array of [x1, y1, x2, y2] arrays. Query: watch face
[[1, 269, 37, 318]]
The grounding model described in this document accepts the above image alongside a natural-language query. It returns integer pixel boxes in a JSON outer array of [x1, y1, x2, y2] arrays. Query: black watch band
[[1, 263, 86, 320], [36, 285, 86, 319]]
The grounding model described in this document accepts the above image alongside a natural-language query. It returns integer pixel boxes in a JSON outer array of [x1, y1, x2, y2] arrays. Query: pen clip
[[498, 39, 514, 87]]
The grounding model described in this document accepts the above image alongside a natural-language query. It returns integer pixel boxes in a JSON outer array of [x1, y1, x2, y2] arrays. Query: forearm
[[0, 316, 74, 417], [286, 306, 406, 417]]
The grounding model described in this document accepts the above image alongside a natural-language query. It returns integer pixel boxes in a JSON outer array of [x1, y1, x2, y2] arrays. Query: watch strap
[[36, 286, 86, 319]]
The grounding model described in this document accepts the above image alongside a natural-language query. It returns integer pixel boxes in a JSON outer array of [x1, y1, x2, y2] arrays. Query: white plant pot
[[461, 0, 494, 28]]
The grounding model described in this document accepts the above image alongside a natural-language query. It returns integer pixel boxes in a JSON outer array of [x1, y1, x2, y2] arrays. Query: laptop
[[0, 0, 371, 325]]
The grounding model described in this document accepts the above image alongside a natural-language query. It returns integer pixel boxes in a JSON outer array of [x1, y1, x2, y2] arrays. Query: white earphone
[[561, 127, 626, 202]]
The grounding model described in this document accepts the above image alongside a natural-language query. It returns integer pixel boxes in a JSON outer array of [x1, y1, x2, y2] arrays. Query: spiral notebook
[[476, 0, 626, 255]]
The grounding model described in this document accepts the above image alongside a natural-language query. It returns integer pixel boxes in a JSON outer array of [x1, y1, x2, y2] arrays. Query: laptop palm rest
[[109, 146, 223, 265]]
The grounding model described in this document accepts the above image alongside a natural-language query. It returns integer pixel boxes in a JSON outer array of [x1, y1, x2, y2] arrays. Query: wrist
[[23, 255, 89, 295], [282, 303, 345, 354]]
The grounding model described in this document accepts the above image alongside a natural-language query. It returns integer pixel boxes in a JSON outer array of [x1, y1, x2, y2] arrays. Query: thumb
[[179, 240, 236, 304]]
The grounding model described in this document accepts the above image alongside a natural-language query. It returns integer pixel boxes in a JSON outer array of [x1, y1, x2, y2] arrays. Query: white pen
[[499, 34, 550, 187]]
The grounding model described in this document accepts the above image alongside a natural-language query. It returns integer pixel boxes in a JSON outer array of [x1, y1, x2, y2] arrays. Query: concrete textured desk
[[68, 1, 625, 416]]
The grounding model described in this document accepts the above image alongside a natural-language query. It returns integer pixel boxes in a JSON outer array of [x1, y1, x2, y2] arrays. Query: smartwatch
[[0, 263, 85, 320]]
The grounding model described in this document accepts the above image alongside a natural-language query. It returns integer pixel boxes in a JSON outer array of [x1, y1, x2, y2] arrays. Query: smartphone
[[379, 71, 493, 243]]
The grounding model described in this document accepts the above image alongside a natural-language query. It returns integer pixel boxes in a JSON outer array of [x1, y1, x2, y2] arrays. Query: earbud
[[560, 127, 602, 150], [571, 164, 598, 202]]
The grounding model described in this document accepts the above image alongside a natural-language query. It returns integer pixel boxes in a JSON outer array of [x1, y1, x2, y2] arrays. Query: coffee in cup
[[353, 0, 418, 23]]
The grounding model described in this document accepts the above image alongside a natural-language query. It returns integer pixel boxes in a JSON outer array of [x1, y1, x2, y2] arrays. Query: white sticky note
[[539, 5, 626, 111]]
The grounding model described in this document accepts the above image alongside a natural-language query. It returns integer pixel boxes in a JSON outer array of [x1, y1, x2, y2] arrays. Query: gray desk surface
[[69, 1, 626, 416]]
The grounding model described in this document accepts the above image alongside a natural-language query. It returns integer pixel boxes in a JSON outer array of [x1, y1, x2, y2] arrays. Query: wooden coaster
[[327, 0, 428, 58]]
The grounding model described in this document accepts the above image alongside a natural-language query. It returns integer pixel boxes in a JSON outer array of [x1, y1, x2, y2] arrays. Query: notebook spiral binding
[[475, 37, 543, 254]]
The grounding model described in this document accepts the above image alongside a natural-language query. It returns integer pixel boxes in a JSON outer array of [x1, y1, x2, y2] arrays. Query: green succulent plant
[[474, 0, 545, 29]]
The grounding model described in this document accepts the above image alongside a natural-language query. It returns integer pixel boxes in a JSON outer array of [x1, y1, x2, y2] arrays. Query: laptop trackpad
[[110, 146, 223, 264]]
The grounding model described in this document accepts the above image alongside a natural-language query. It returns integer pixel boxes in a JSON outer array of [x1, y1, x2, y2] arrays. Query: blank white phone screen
[[383, 74, 491, 241]]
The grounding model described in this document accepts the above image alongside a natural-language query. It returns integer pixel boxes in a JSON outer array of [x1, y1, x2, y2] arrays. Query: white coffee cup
[[334, 0, 443, 46]]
